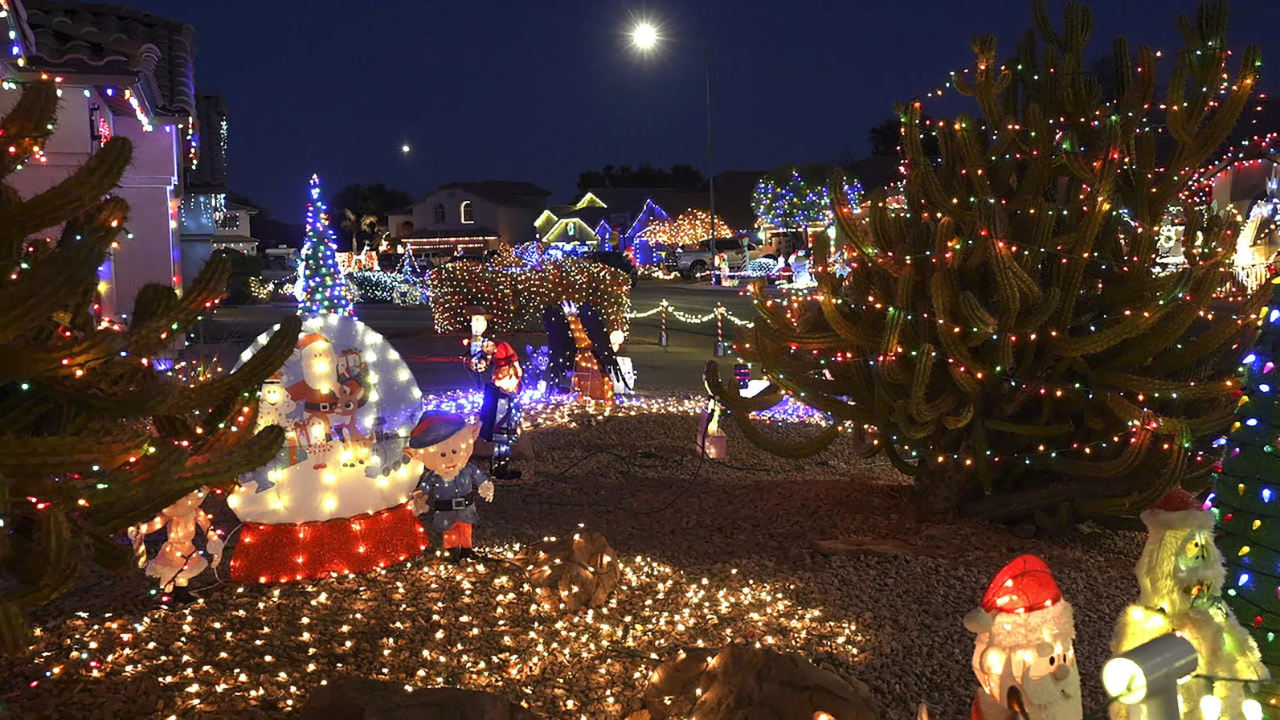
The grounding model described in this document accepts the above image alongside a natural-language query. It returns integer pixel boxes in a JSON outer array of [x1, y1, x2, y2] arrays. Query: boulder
[[299, 676, 539, 720], [512, 531, 618, 612], [639, 645, 878, 720]]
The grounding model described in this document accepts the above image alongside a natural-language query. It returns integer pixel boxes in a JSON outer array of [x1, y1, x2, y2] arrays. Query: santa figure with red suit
[[287, 332, 343, 464], [961, 555, 1081, 720]]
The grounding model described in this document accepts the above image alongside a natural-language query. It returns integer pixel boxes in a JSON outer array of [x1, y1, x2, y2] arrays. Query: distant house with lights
[[0, 0, 200, 321], [535, 178, 758, 264], [178, 94, 263, 283], [391, 181, 551, 257]]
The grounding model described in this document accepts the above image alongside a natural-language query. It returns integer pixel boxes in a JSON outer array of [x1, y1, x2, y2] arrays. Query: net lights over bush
[[428, 257, 631, 334], [7, 549, 862, 718]]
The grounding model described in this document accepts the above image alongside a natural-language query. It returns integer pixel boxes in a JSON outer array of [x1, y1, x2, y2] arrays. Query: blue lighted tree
[[296, 174, 355, 317]]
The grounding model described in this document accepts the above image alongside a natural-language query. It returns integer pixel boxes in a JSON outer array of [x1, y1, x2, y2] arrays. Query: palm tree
[[341, 209, 381, 254]]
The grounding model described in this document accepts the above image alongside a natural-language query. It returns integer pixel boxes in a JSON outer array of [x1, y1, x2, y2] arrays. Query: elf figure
[[963, 555, 1081, 720], [1111, 488, 1267, 720], [405, 411, 495, 563]]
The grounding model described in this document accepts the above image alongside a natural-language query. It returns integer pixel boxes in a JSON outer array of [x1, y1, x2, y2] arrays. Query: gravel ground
[[0, 395, 1145, 719]]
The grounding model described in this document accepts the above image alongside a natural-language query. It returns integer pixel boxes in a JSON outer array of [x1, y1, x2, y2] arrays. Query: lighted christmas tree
[[1215, 277, 1280, 680], [0, 81, 300, 654], [297, 174, 355, 316], [708, 0, 1264, 523], [751, 166, 861, 231]]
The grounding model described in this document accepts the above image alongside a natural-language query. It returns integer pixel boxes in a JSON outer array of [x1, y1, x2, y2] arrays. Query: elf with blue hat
[[404, 410, 494, 563]]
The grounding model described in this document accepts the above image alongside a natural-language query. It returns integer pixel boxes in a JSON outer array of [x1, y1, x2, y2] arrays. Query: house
[[534, 179, 758, 265], [178, 93, 261, 283], [392, 180, 551, 256], [0, 0, 199, 321]]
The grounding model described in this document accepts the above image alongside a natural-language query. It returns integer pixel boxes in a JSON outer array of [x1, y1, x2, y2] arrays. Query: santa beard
[[1017, 665, 1081, 720]]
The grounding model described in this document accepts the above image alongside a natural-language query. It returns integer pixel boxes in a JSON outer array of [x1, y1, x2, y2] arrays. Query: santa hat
[[1141, 487, 1213, 535], [265, 370, 285, 384], [408, 411, 468, 449], [491, 341, 519, 369], [297, 333, 331, 350], [964, 555, 1075, 647]]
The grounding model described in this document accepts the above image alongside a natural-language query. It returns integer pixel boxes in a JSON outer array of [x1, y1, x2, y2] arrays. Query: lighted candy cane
[[714, 302, 726, 357]]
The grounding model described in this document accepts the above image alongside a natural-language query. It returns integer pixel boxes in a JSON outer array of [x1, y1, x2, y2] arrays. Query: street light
[[628, 19, 717, 258], [631, 21, 659, 51]]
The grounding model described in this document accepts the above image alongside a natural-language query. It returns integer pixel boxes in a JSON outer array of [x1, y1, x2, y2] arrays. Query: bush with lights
[[347, 270, 428, 306], [428, 256, 630, 334], [646, 209, 733, 249], [0, 81, 299, 653], [708, 0, 1266, 523], [752, 166, 861, 232]]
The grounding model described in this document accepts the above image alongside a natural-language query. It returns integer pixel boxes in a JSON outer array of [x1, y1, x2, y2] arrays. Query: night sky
[[123, 0, 1279, 220]]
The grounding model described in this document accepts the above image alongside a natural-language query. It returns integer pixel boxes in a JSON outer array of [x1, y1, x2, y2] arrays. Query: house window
[[432, 203, 445, 224], [398, 220, 414, 236], [461, 200, 474, 224]]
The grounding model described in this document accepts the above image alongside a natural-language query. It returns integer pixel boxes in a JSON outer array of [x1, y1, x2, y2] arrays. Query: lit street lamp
[[629, 20, 717, 254], [631, 21, 659, 51]]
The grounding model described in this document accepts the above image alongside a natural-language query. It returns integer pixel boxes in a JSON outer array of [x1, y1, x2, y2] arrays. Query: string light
[[427, 257, 630, 334], [6, 548, 861, 718], [296, 174, 356, 318]]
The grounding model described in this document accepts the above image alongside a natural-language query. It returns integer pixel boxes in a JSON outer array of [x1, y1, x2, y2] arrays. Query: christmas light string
[[8, 550, 863, 718], [296, 174, 355, 318]]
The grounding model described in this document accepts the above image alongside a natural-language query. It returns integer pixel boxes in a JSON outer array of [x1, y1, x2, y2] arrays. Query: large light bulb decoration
[[227, 314, 426, 583]]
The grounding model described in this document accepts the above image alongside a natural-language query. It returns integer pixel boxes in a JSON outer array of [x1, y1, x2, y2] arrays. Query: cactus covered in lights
[[296, 174, 355, 317], [0, 81, 300, 655], [708, 0, 1265, 523], [1214, 278, 1280, 684]]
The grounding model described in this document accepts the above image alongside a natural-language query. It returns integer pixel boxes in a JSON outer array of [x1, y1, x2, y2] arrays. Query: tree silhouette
[[576, 163, 706, 194]]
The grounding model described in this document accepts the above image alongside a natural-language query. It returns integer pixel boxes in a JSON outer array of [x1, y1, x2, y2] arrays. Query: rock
[[512, 433, 535, 461], [641, 646, 878, 720], [1011, 523, 1037, 539], [811, 537, 960, 557], [299, 676, 539, 719], [512, 531, 618, 612], [642, 648, 715, 719]]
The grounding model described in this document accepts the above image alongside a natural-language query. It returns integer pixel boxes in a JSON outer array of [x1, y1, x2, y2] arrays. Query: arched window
[[432, 203, 445, 224], [398, 220, 414, 236], [460, 200, 474, 224]]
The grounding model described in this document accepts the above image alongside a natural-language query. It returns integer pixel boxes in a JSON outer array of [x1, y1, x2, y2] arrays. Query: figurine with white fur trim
[[405, 411, 494, 564], [1109, 488, 1267, 719], [962, 554, 1081, 720]]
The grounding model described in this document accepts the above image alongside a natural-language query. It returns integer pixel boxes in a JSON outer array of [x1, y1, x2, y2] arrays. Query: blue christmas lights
[[296, 174, 355, 318]]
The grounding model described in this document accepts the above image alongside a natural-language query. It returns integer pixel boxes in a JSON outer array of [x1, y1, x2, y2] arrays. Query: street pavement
[[200, 280, 761, 392]]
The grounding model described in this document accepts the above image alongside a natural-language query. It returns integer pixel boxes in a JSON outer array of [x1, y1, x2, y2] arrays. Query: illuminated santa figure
[[1110, 488, 1267, 720], [229, 315, 426, 583], [963, 554, 1081, 720]]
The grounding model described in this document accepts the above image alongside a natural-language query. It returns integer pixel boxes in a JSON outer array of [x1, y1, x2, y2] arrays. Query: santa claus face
[[299, 339, 337, 393], [1012, 637, 1080, 719], [975, 630, 1080, 720]]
